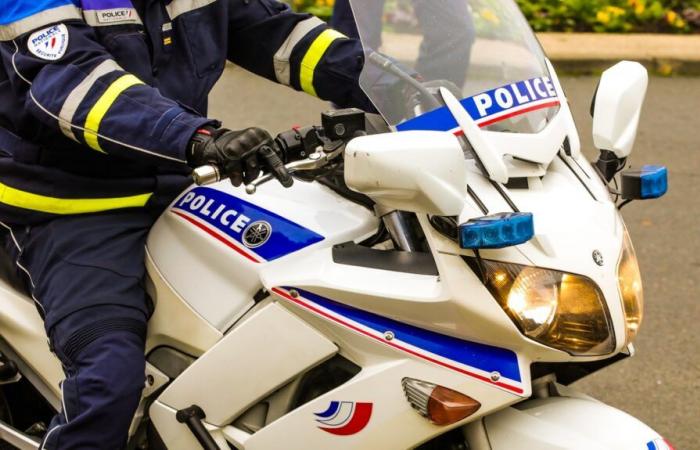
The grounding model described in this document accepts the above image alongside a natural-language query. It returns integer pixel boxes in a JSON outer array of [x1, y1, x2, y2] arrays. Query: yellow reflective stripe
[[299, 29, 346, 97], [84, 74, 144, 152], [0, 182, 152, 215]]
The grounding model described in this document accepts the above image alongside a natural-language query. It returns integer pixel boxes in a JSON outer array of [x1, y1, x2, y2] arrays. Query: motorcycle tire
[[0, 388, 17, 450]]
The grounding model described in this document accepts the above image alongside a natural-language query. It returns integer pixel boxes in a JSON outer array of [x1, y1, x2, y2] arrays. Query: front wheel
[[0, 387, 16, 450], [476, 394, 668, 449]]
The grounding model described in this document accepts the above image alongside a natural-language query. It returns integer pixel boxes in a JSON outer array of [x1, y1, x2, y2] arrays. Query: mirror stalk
[[594, 150, 627, 183]]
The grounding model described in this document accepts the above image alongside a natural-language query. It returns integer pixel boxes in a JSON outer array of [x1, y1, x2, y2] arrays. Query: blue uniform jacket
[[0, 0, 371, 224]]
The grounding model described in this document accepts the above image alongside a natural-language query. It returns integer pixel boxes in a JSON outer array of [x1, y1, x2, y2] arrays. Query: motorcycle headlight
[[618, 230, 644, 344], [468, 259, 615, 356]]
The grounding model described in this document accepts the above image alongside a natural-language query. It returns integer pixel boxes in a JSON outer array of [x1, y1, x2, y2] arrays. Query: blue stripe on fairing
[[646, 442, 656, 450], [315, 401, 340, 418], [291, 288, 522, 382], [396, 77, 558, 133], [397, 104, 458, 133], [0, 0, 79, 26], [173, 186, 324, 261]]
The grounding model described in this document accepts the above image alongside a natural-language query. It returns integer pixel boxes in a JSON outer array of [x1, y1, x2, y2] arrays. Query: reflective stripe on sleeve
[[59, 59, 123, 142], [84, 74, 144, 153], [273, 17, 325, 86], [165, 0, 218, 20], [299, 29, 346, 97], [0, 5, 82, 41], [0, 181, 153, 215]]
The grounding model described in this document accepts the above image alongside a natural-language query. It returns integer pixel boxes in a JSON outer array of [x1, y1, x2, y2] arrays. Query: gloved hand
[[188, 126, 278, 187]]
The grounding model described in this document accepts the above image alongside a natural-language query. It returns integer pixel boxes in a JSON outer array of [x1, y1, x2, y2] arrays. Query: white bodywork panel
[[147, 180, 378, 331], [145, 250, 222, 356], [241, 358, 518, 450], [152, 303, 337, 428], [0, 279, 62, 401]]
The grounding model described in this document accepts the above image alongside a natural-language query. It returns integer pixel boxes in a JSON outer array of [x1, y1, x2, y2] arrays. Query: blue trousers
[[2, 210, 154, 449]]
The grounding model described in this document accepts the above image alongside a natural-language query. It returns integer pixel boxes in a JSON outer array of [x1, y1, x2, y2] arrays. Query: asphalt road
[[208, 66, 700, 449]]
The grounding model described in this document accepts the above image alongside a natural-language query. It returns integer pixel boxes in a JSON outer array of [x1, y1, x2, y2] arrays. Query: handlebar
[[192, 165, 221, 185], [192, 139, 346, 194], [192, 109, 364, 192]]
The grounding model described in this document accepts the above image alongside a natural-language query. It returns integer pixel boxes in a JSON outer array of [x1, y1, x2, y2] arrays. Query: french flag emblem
[[314, 401, 373, 436], [647, 438, 675, 450]]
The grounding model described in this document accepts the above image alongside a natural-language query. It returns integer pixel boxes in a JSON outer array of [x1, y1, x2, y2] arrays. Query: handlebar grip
[[193, 165, 220, 186], [259, 146, 293, 188]]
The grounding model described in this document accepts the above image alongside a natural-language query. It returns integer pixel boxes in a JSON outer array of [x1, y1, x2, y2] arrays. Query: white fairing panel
[[147, 180, 378, 330], [0, 279, 62, 401], [150, 302, 338, 449], [484, 396, 664, 449]]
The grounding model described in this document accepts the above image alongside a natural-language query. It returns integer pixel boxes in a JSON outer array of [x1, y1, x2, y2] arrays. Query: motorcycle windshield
[[350, 0, 560, 134]]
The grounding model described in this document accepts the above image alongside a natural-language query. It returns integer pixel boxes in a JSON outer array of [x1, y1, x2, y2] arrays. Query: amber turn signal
[[402, 378, 481, 426]]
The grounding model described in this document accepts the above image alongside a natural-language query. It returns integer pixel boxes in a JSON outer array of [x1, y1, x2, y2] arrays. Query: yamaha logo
[[243, 221, 272, 248], [592, 250, 604, 267]]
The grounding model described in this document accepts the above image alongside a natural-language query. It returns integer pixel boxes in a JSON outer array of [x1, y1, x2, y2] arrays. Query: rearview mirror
[[344, 131, 467, 216], [592, 61, 648, 159]]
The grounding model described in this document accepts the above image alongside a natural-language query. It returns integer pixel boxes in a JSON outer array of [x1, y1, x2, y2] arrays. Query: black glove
[[188, 126, 275, 187]]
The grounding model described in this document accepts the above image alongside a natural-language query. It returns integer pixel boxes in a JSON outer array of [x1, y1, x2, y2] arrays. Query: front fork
[[376, 208, 423, 252]]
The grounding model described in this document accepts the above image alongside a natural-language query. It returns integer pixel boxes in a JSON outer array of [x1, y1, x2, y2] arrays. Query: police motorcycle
[[0, 0, 673, 449]]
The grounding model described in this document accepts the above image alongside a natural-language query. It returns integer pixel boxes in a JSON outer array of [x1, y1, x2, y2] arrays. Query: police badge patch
[[28, 24, 69, 61]]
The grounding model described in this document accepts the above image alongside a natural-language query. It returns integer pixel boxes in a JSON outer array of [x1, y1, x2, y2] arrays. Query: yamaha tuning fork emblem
[[243, 221, 272, 248]]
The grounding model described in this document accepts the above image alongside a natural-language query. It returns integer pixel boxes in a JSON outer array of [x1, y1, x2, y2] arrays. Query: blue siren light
[[459, 213, 535, 250], [640, 165, 668, 199], [621, 165, 668, 200]]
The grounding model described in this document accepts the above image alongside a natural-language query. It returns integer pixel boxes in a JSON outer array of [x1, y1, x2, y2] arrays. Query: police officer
[[0, 0, 372, 448]]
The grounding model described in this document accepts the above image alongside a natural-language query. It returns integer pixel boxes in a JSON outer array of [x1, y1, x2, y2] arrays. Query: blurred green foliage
[[290, 0, 700, 33], [516, 0, 700, 33], [291, 0, 334, 21]]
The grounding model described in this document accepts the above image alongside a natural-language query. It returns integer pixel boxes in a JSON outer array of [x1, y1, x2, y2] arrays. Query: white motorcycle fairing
[[0, 114, 670, 450], [138, 169, 661, 449], [0, 0, 672, 448]]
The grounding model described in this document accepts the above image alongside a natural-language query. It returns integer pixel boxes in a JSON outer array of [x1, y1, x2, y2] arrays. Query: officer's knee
[[72, 330, 146, 403]]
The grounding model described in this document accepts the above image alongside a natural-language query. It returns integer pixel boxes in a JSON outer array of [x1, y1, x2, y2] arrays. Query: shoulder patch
[[28, 24, 69, 61]]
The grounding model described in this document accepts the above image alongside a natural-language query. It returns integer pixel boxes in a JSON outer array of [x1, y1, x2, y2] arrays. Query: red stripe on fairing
[[452, 100, 562, 136], [272, 288, 524, 395], [172, 210, 260, 263], [319, 403, 373, 436], [479, 100, 561, 127]]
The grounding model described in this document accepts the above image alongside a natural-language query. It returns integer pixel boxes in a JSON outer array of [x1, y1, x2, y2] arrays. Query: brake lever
[[194, 141, 346, 192], [245, 153, 320, 194], [259, 145, 293, 188], [245, 142, 345, 194], [191, 152, 324, 189]]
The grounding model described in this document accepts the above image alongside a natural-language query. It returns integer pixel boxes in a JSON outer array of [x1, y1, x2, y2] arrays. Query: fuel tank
[[146, 179, 379, 331]]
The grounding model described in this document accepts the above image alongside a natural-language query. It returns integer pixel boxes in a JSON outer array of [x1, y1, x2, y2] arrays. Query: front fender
[[478, 394, 669, 450]]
